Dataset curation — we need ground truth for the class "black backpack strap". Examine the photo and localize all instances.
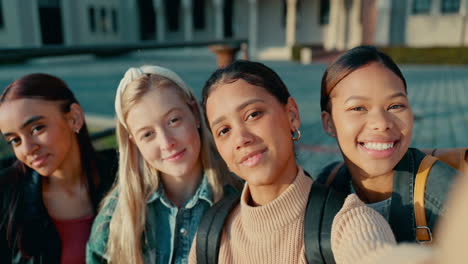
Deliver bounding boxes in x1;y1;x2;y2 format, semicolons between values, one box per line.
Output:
196;192;240;264
304;181;346;264
304;181;329;263
319;186;346;263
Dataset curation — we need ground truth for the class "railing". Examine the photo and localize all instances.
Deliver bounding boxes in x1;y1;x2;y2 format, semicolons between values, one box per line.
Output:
0;39;248;65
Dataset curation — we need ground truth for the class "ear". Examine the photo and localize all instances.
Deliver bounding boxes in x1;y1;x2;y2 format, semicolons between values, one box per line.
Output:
321;110;336;137
286;97;300;131
66;103;84;133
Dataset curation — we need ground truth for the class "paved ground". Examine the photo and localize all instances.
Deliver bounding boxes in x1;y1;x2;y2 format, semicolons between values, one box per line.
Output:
1;48;467;175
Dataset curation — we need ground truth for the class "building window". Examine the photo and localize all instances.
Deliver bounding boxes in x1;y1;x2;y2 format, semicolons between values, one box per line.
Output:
88;7;96;33
111;8;118;33
193;0;205;30
412;0;432;14
319;0;330;25
165;0;180;32
441;0;460;13
100;8;108;33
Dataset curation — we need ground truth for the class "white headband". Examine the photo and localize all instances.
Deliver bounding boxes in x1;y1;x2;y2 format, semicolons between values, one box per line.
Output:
114;65;192;130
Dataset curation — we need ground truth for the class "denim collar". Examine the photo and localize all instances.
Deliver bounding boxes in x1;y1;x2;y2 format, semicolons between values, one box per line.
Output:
147;172;213;208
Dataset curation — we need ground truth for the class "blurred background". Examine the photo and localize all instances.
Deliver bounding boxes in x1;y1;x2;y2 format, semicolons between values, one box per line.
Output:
0;0;467;174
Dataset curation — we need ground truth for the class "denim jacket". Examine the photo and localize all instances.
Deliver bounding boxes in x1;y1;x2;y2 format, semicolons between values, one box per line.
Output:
86;174;213;264
317;147;458;242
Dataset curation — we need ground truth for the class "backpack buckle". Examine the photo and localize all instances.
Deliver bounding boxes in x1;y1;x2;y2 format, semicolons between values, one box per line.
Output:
416;226;433;244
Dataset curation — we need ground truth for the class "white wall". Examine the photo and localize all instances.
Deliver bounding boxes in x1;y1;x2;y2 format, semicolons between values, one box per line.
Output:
0;0;41;47
258;0;285;48
296;0;323;44
406;14;467;46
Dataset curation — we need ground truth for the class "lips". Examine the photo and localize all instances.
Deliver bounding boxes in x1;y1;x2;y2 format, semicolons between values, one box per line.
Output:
358;140;399;159
239;148;267;167
30;154;49;167
163;149;186;162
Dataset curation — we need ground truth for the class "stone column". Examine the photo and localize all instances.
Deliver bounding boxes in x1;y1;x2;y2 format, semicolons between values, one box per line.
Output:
285;0;297;48
461;0;468;45
154;0;166;42
248;0;258;57
213;0;224;39
182;0;194;41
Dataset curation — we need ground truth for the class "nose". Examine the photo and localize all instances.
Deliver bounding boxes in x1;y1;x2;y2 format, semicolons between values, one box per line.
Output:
369;110;393;131
21;138;40;156
235;126;254;150
159;129;176;151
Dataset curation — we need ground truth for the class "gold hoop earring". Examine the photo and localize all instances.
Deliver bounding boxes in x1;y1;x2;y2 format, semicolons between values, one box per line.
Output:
292;129;301;141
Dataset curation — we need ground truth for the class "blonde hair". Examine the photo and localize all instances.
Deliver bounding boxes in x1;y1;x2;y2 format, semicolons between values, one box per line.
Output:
104;65;236;264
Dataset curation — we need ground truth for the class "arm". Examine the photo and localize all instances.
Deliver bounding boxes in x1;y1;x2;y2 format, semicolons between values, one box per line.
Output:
331;194;396;264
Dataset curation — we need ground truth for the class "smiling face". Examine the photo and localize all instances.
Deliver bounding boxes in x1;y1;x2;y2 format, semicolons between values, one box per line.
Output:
126;87;202;181
205;78;300;187
322;62;414;178
0;98;79;176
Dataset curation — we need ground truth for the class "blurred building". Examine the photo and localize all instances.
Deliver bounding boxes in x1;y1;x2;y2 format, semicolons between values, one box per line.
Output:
0;0;466;59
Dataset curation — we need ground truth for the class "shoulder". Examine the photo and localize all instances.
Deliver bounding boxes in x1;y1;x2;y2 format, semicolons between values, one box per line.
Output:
88;191;119;256
411;148;458;210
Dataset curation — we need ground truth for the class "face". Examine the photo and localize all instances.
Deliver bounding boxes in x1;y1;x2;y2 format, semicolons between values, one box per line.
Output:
322;62;413;178
0;98;79;176
206;79;300;187
126;87;202;181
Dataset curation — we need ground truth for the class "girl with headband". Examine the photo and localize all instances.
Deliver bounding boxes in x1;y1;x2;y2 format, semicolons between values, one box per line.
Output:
86;65;240;264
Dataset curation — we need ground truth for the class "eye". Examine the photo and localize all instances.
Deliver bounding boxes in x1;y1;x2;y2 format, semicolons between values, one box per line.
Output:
246;110;263;120
388;104;405;111
140;131;155;141
350;106;366;111
217;127;230;137
31;125;45;135
168;116;181;125
7;137;21;147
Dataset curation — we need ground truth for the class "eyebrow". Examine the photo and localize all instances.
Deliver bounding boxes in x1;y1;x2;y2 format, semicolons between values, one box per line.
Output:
344;92;407;104
210;98;265;128
3;115;45;138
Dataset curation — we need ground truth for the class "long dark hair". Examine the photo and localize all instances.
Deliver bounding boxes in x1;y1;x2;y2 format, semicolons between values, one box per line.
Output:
320;45;407;112
0;73;99;257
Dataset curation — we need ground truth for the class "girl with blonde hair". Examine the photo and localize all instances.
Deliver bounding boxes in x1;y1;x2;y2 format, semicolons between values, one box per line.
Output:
86;65;239;264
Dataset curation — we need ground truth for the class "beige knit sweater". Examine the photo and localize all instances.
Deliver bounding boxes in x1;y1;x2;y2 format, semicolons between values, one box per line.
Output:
189;167;395;264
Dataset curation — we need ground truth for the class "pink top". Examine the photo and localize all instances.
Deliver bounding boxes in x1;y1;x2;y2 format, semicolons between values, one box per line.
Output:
51;214;94;264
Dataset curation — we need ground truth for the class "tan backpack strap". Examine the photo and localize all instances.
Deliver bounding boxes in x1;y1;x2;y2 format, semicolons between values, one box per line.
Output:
326;162;344;186
415;155;438;244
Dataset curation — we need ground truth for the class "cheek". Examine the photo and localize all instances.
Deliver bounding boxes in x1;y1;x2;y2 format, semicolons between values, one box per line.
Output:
214;140;233;166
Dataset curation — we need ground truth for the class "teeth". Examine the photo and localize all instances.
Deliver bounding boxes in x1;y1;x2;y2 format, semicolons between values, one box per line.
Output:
363;142;394;151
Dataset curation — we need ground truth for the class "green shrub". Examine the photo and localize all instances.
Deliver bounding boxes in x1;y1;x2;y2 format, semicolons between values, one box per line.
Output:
379;46;468;65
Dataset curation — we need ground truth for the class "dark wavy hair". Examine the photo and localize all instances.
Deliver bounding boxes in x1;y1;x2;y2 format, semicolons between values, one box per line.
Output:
0;73;99;258
320;45;407;112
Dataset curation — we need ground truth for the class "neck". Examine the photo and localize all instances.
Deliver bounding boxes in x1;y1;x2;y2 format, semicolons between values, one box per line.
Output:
248;162;298;206
44;140;85;191
160;160;203;208
348;166;393;204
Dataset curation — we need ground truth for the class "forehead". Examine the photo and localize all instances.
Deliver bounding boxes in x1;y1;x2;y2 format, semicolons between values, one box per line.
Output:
126;88;190;125
331;62;406;99
0;98;62;131
206;79;276;119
